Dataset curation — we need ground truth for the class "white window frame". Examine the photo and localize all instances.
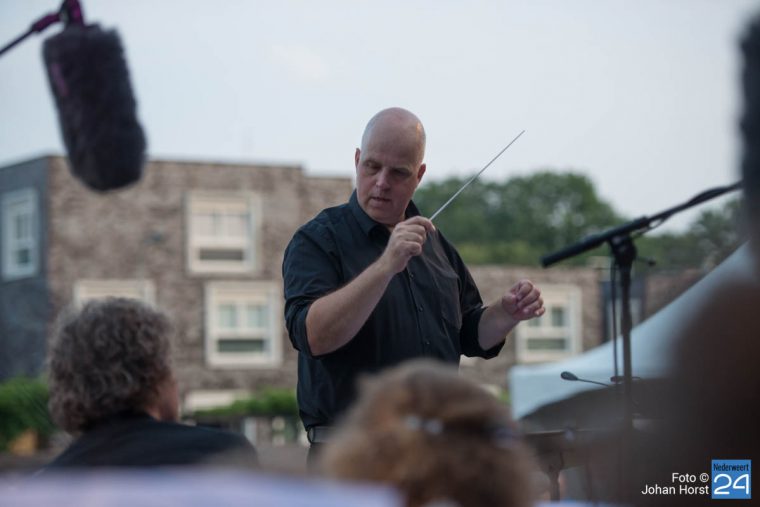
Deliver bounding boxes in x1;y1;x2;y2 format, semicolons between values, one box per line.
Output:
186;192;261;275
74;279;156;306
515;284;582;363
2;188;39;280
204;281;282;368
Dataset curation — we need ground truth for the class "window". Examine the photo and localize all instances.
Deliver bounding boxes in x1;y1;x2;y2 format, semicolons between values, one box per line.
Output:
205;281;282;367
186;193;259;274
2;189;38;280
515;285;582;363
74;279;156;306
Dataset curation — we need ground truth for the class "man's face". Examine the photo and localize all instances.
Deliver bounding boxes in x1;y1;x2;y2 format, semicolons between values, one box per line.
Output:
355;126;426;227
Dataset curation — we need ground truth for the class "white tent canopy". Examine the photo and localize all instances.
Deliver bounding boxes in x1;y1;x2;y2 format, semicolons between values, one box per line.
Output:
509;245;757;420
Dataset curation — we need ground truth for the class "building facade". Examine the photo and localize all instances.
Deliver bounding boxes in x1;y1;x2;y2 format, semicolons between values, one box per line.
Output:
0;155;352;411
0;155;700;413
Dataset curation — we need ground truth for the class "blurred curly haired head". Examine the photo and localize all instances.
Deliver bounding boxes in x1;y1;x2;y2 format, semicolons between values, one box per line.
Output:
321;359;538;507
48;297;174;433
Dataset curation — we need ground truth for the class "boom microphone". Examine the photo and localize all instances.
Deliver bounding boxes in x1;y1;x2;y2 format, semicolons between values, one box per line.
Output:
42;1;146;191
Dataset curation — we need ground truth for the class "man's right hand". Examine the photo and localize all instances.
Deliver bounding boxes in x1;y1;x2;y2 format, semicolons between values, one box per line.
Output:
305;215;434;355
378;216;436;274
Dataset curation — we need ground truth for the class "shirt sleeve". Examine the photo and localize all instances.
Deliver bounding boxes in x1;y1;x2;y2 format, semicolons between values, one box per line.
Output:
439;233;504;359
282;219;341;359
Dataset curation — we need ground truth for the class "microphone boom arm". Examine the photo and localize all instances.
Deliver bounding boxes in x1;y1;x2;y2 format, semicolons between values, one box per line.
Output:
540;181;742;267
0;0;84;58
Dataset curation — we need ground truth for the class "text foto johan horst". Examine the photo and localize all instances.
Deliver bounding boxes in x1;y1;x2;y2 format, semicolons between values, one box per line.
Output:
641;483;709;495
641;473;711;496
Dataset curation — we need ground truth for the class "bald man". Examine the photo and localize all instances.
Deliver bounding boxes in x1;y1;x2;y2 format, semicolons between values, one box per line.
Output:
283;108;544;451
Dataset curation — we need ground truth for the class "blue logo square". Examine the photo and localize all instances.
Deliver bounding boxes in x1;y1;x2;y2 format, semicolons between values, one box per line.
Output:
712;460;751;500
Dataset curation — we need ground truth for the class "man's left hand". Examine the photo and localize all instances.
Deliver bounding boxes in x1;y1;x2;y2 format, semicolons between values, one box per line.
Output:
500;279;545;322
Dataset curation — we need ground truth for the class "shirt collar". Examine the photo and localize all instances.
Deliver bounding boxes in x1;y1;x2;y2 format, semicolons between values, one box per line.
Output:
83;410;154;431
348;190;422;237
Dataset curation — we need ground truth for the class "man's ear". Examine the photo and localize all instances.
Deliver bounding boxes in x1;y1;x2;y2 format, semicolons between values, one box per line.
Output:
355;148;361;169
417;163;426;183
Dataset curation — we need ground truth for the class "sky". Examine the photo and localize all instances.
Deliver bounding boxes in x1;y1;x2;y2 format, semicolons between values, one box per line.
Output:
1;0;758;232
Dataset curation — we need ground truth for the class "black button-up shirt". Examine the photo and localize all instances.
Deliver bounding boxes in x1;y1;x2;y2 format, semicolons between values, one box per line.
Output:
283;191;503;429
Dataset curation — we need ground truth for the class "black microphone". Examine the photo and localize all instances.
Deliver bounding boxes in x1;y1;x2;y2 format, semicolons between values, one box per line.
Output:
42;0;146;191
560;371;610;388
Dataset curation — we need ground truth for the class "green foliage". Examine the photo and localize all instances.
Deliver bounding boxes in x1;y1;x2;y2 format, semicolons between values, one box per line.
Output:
456;240;540;266
415;171;623;266
637;198;745;270
192;388;298;418
688;198;745;268
0;377;55;451
414;171;744;270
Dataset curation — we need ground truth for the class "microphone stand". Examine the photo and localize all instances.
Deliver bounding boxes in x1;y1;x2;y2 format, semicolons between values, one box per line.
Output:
540;181;742;500
0;0;84;58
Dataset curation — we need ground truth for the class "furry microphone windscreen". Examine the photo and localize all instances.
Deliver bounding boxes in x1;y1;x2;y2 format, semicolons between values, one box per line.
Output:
742;15;760;219
43;25;146;192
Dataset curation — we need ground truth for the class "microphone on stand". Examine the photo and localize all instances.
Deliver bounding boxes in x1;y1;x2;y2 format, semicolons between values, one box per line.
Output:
562;371;646;419
560;371;611;388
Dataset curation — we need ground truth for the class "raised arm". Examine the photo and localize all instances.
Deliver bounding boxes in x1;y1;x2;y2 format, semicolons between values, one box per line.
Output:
304;216;435;356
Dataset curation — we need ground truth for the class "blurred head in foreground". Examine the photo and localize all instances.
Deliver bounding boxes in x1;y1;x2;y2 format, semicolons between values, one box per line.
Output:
321;359;538;507
742;12;760;266
629;16;760;501
46;297;257;469
49;297;177;433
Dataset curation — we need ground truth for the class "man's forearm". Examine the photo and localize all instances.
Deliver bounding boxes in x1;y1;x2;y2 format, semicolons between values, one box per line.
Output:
477;303;519;350
305;259;395;356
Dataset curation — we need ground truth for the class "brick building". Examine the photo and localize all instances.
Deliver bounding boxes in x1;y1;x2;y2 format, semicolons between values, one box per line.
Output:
462;265;603;387
0;155;701;412
0;155;351;411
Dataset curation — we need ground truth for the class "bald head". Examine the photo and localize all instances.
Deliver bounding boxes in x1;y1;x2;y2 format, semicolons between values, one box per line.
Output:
354;108;428;225
361;108;426;166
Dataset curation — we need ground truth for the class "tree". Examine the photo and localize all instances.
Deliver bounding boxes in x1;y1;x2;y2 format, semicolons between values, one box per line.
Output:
414;171;623;265
414;171;745;269
636;198;745;270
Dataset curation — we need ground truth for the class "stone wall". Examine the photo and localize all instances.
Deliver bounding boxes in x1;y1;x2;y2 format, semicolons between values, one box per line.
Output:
41;154;703;407
462;265;603;389
46;156;353;400
644;269;703;319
